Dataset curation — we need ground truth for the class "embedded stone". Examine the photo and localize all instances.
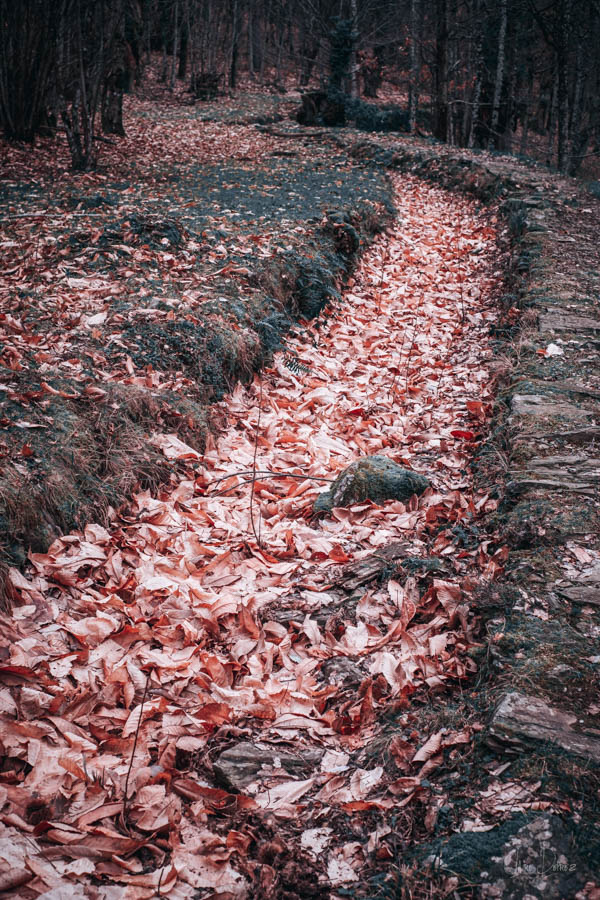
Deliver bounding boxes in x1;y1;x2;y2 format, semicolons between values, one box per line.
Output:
556;561;600;606
213;742;321;792
314;455;429;514
539;311;600;333
488;691;600;763
510;394;591;423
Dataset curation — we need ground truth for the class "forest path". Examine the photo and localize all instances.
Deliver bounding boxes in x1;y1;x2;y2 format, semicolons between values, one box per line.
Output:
3;175;504;897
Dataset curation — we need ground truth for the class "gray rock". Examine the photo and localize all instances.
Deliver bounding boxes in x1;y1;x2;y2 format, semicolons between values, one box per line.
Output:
314;455;429;514
213;742;322;792
336;540;409;591
522;452;600;481
260;590;355;628
488;691;600;763
556;561;600;606
510;394;591;423
539;310;600;333
320;656;364;686
547;425;600;445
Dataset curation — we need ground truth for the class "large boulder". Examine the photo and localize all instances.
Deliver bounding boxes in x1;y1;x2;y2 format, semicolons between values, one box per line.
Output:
314;455;429;514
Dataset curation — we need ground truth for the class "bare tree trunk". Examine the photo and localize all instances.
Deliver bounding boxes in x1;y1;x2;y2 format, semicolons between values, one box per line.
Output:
546;71;558;162
59;0;124;170
252;3;265;78
408;0;420;133
248;4;255;77
62;1;97;170
468;0;484;148
187;0;197;86
500;42;518;152
445;0;455;144
488;0;507;149
229;0;239;89
349;0;359;98
460;0;474;144
468;79;482;147
567;34;586;173
570;38;583;135
556;0;571;173
160;39;168;82
101;73;124;135
519;64;534;156
178;3;189;80
433;0;448;140
170;0;178;89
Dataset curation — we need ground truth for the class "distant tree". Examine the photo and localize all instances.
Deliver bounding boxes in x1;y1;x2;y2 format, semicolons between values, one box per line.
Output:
56;0;134;170
0;0;140;168
407;0;421;132
488;0;508;149
102;2;143;136
432;0;448;140
0;0;60;141
2;0;600;173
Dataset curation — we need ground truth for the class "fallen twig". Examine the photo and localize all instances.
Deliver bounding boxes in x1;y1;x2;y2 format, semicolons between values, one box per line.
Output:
206;468;334;492
122;671;150;820
249;377;263;547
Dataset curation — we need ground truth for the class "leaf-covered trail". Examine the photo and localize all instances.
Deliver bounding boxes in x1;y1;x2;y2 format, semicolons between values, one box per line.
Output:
2;175;505;897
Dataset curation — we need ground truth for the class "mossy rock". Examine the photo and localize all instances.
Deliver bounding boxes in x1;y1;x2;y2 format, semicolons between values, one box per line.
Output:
314;455;429;513
423;813;598;897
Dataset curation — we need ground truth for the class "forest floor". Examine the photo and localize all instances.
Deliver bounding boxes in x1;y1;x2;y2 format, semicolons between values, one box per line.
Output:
0;91;392;579
1;83;600;899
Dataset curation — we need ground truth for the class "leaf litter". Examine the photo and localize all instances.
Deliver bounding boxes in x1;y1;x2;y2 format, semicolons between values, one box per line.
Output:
0;92;391;579
1;173;507;897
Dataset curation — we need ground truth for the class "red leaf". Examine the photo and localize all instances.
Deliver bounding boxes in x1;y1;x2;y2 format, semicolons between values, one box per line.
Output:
329;544;351;563
450;429;475;441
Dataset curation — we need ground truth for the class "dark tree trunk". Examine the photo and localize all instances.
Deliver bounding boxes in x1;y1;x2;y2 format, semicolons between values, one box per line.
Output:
556;0;571;173
248;3;261;76
62;2;97;171
349;0;358;98
58;0;125;170
488;0;507;149
467;0;484;147
519;63;534;156
178;23;188;79
0;0;60;141
61;97;97;171
546;72;558;162
101;75;124;136
170;0;179;89
160;38;168;82
433;0;448;140
361;55;382;98
300;38;320;87
229;0;240;89
408;0;420;132
498;35;517;152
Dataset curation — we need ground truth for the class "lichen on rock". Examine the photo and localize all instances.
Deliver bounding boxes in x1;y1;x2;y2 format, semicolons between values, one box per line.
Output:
314;454;429;514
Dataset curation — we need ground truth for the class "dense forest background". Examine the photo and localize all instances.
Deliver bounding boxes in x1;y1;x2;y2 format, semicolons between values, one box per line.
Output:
1;0;599;176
